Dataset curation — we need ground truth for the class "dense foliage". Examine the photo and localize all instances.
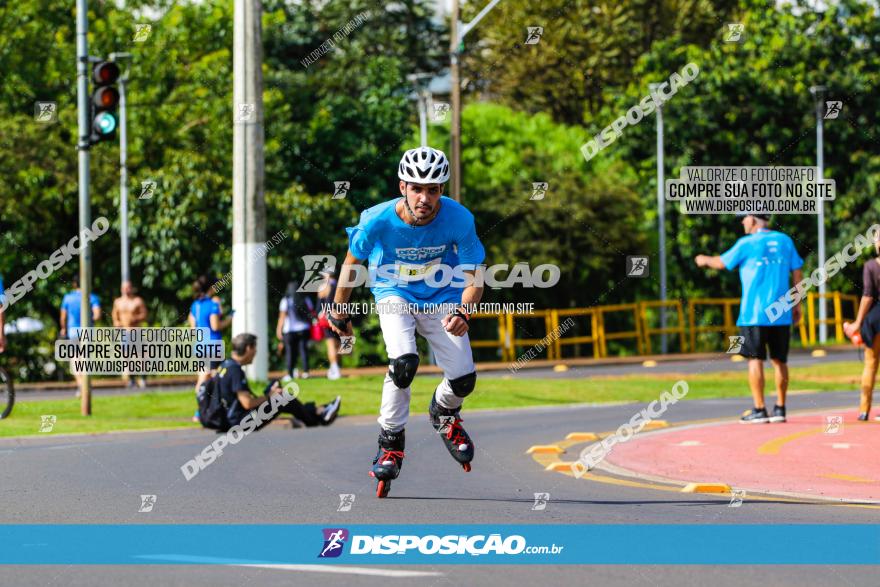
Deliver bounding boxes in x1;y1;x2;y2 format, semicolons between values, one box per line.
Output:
1;0;876;377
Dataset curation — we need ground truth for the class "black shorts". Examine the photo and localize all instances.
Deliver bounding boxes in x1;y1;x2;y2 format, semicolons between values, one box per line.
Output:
738;325;790;362
859;303;880;347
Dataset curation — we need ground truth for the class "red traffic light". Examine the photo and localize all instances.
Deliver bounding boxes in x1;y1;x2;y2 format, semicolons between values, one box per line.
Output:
93;87;119;109
92;62;120;85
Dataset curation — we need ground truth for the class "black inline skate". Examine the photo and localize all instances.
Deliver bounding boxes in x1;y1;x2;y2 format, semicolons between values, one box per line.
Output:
369;428;405;498
428;394;474;472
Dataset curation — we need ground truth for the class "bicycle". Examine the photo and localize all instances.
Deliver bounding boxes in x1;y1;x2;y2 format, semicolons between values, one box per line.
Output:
0;365;13;419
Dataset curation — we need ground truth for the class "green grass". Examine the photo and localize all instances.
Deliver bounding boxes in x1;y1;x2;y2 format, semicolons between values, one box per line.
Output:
0;362;864;438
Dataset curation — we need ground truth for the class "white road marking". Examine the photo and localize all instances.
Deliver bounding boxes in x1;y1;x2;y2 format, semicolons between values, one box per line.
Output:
136;555;442;577
674;440;702;447
238;564;443;577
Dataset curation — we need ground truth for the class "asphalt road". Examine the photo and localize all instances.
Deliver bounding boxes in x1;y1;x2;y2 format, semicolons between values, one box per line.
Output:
1;388;877;586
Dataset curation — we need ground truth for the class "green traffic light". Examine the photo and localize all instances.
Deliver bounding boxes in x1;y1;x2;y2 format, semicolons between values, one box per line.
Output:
94;111;117;135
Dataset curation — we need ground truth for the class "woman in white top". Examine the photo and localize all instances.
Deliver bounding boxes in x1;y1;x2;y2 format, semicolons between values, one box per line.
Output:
276;280;314;378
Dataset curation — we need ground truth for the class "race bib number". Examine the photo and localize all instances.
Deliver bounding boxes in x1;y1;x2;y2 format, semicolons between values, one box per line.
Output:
396;257;441;282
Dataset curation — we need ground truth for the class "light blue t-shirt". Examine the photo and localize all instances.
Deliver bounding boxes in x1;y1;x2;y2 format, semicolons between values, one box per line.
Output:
346;196;486;307
0;276;5;307
190;296;222;340
61;290;101;337
720;229;804;326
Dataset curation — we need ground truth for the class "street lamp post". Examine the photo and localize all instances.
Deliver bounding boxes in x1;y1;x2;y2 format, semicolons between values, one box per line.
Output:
810;85;827;344
109;52;132;284
649;83;668;353
407;73;434;147
449;0;504;202
417;90;428;146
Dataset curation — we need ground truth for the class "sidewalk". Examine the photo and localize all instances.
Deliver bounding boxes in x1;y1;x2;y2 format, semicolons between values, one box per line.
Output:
14;345;856;393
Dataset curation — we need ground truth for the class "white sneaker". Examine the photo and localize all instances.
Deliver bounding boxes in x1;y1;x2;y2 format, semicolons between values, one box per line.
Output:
322;396;342;424
301;372;310;380
327;363;341;380
292;368;300;379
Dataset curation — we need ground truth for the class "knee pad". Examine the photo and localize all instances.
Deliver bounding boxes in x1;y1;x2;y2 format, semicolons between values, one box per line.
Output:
389;353;419;388
449;371;476;398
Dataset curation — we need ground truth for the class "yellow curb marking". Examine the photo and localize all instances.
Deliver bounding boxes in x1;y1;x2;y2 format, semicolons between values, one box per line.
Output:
565;432;599;441
643;420;668;430
682;482;732;494
545;461;578;472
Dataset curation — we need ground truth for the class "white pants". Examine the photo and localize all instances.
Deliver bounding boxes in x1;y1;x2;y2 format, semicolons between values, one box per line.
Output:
377;296;476;432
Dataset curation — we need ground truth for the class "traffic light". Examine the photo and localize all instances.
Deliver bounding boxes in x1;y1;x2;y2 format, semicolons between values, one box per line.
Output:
90;61;120;144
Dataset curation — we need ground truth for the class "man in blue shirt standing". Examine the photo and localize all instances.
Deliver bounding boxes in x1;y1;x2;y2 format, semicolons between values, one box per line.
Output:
695;213;804;423
60;276;102;392
328;146;485;497
189;276;233;420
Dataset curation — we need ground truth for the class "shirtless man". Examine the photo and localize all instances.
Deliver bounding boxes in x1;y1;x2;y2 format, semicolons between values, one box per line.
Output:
112;281;148;388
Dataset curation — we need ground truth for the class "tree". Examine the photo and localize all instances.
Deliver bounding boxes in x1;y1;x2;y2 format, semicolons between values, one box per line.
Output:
605;0;880;305
460;0;737;125
426;102;647;310
0;0;444;378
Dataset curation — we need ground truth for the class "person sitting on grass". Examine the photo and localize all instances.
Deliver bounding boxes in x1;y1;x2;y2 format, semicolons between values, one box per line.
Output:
218;332;341;430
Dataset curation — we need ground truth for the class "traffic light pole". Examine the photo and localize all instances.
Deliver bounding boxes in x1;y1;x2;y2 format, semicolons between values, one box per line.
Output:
75;0;92;415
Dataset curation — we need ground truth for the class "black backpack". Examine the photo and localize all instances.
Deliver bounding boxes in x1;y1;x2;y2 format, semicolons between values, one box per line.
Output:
286;294;311;323
197;373;230;431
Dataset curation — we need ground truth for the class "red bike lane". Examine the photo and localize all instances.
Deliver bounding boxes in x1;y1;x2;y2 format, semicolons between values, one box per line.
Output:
604;412;879;503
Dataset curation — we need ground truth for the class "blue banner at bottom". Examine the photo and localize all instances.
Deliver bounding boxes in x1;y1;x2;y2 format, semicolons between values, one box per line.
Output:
2;525;878;565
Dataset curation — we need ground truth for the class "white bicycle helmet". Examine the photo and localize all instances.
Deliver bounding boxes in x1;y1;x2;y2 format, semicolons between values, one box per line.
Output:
398;147;450;184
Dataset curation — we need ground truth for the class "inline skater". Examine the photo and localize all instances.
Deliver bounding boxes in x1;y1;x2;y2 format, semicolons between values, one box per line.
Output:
327;146;486;497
